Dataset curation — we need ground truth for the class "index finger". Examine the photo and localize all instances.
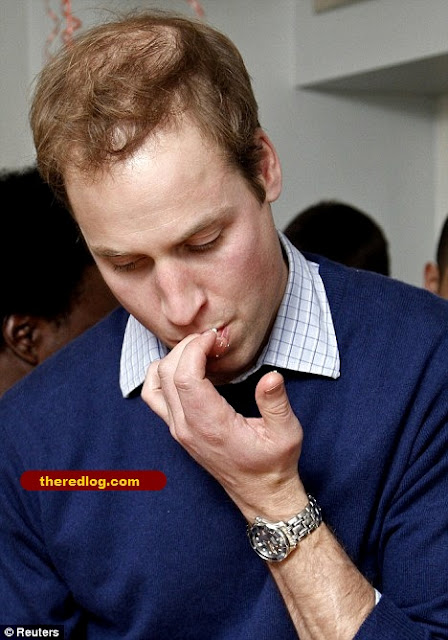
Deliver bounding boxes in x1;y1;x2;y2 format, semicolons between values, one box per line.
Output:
142;332;201;422
172;329;225;422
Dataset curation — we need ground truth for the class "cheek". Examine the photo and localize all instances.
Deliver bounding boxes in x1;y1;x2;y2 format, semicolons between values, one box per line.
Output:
108;280;156;316
98;270;141;308
101;274;165;333
208;251;255;306
225;239;270;296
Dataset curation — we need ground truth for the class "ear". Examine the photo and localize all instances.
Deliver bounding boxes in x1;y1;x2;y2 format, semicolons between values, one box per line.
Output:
424;262;440;294
255;129;282;204
2;315;44;366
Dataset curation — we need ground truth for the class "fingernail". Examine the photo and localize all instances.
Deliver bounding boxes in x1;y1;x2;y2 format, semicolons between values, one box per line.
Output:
265;371;283;395
265;381;283;395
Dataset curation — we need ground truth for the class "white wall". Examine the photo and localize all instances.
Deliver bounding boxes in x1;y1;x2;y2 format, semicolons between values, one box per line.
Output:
295;0;448;88
293;0;443;286
0;0;443;286
0;1;35;168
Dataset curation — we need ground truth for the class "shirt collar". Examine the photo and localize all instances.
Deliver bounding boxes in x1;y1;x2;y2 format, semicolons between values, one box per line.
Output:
119;233;340;397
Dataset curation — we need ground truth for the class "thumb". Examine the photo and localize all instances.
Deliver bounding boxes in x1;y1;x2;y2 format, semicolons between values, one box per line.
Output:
255;371;298;430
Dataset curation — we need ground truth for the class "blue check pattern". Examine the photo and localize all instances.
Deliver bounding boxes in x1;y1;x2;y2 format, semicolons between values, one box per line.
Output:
119;233;340;397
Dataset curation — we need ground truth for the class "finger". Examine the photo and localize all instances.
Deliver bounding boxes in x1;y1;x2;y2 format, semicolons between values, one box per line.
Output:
254;371;300;433
142;332;207;426
172;330;228;424
141;359;168;421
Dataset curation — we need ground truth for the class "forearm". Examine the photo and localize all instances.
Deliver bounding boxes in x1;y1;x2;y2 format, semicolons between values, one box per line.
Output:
268;523;375;640
234;479;375;639
143;355;375;637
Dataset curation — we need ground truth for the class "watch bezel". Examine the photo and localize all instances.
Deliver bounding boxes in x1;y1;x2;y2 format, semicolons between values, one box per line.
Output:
248;495;322;563
248;517;292;563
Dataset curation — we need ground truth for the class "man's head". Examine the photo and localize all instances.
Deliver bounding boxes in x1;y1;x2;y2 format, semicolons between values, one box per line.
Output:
424;216;448;299
0;166;117;395
30;10;287;385
283;200;390;276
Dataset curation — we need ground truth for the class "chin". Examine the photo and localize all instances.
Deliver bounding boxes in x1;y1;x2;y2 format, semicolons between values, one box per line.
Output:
205;366;230;386
206;354;249;386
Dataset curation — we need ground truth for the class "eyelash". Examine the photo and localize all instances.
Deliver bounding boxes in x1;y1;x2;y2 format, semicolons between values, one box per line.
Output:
187;236;220;252
113;262;137;273
111;235;221;272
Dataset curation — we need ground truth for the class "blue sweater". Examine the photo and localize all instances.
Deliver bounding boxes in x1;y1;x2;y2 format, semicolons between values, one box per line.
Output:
1;257;448;639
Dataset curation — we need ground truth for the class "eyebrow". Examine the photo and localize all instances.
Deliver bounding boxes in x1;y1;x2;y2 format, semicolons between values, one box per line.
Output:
91;209;230;258
92;248;131;258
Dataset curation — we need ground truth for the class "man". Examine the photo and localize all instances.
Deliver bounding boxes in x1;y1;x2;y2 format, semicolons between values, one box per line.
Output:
424;215;448;298
284;200;390;276
0;166;117;395
1;10;447;639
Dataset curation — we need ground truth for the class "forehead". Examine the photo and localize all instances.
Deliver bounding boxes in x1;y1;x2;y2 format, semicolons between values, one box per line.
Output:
65;121;243;249
67;119;221;194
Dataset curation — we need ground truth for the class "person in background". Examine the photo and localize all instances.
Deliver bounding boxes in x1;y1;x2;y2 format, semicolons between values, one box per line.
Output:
424;215;448;298
283;199;390;276
1;11;448;639
0;166;117;395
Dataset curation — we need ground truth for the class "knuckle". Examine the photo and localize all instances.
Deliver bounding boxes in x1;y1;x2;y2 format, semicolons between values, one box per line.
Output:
269;396;292;417
141;385;150;402
157;359;171;382
173;370;193;392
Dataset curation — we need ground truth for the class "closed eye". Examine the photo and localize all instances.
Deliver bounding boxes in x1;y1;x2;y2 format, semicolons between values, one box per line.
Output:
111;256;149;272
113;261;137;272
186;234;221;253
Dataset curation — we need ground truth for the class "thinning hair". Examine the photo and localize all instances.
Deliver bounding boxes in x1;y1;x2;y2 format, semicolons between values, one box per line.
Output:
30;10;265;207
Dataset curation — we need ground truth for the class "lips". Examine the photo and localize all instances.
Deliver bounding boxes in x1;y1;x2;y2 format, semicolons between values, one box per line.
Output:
208;325;230;359
165;325;230;358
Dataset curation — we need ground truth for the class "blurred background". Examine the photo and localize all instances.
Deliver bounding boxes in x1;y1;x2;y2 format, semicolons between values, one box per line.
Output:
2;0;448;287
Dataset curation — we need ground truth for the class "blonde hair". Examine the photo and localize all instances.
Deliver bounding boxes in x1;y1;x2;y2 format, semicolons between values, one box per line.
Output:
30;10;266;206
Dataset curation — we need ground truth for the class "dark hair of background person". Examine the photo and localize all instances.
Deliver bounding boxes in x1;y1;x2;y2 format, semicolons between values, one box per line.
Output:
423;215;448;299
283;200;390;276
0;166;117;394
435;216;448;274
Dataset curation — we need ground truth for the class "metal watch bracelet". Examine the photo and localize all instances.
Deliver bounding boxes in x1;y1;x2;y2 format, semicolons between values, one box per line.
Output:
287;494;322;543
248;494;322;562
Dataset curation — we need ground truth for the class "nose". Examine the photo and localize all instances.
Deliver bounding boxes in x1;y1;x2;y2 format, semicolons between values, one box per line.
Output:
155;259;206;327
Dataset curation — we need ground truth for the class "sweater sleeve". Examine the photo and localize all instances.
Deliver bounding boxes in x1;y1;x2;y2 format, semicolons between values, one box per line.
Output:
0;419;82;633
355;596;431;639
354;375;448;639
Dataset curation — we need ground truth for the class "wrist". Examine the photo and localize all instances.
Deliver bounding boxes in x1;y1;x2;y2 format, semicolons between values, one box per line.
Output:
236;477;308;523
247;494;323;563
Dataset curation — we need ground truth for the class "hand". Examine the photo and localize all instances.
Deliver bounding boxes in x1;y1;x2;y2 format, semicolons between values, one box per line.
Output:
142;330;307;519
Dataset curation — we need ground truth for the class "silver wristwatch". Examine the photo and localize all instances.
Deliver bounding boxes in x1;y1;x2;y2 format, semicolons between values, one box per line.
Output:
248;494;322;563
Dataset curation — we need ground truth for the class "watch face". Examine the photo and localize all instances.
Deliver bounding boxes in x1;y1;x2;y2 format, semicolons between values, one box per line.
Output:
249;521;290;562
